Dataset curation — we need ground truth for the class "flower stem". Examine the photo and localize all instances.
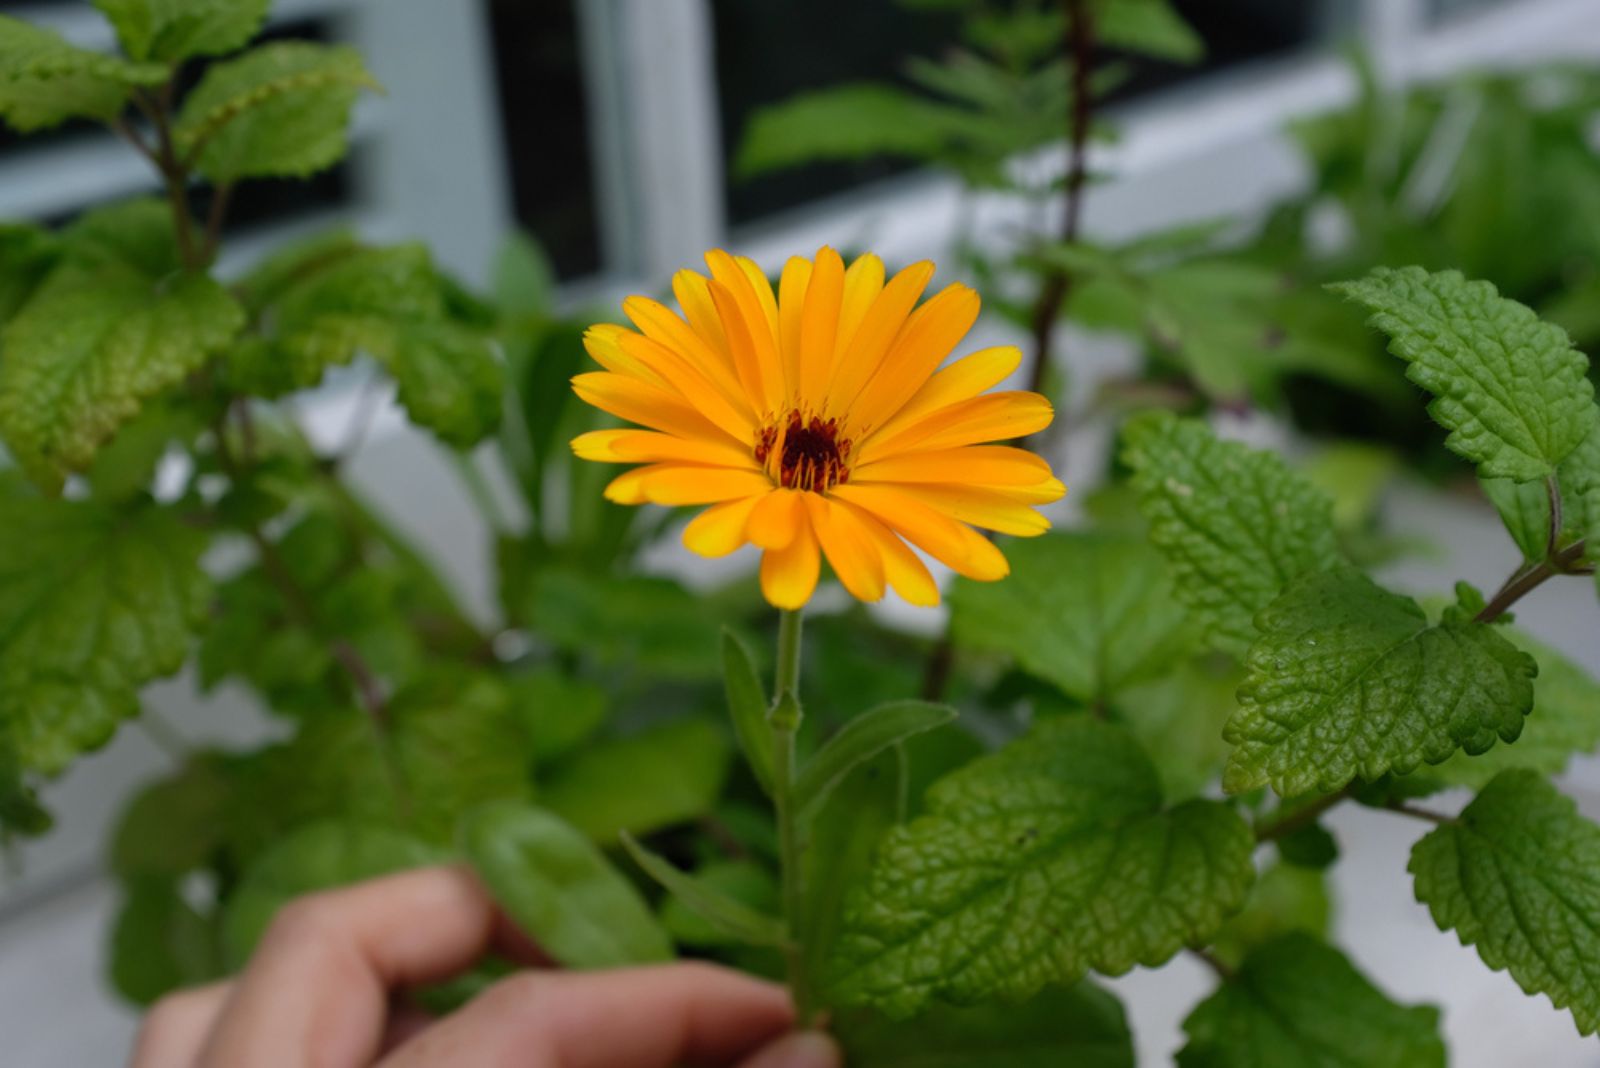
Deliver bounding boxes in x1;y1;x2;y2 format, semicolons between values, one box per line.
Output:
769;608;812;1023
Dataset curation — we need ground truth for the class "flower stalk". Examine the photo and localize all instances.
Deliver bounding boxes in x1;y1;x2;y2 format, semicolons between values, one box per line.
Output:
768;608;813;1023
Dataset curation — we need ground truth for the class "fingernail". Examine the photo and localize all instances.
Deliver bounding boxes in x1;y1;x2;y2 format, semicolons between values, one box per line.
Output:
753;1031;841;1068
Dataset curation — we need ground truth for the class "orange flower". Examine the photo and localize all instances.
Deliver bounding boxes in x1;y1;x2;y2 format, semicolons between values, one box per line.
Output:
570;248;1064;609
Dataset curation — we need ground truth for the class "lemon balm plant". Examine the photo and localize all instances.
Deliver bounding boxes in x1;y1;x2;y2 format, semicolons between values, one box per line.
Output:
4;2;1600;1066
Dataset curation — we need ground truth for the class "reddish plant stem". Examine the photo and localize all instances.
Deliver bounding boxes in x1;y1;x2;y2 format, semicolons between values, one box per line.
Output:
1475;539;1588;624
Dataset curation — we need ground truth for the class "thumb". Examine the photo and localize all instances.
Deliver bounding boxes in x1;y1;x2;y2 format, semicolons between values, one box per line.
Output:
739;1031;842;1068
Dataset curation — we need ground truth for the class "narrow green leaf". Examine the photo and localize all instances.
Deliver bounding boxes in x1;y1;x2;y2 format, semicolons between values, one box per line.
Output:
793;700;956;823
1330;267;1596;481
620;833;787;948
838;981;1135;1068
1226;568;1536;796
175;41;378;181
1122;412;1341;657
1095;0;1204;63
829;720;1255;1017
1411;770;1600;1035
1178;934;1446;1067
734;83;950;178
221;822;444;967
722;629;775;796
0;498;210;773
93;0;270;63
541;719;730;843
659;860;779;948
0;15;166;132
460;801;674;967
949;531;1195;704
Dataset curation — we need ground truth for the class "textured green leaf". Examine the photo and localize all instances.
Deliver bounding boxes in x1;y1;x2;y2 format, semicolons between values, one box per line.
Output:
0;258;242;489
460;801;673;968
0;15;166;131
1226;568;1536;796
230;242;501;446
829;720;1255;1017
723;629;775;796
1122;412;1341;657
111;878;221;1005
621;833;787;947
542;718;730;843
94;0;269;63
838;981;1135;1068
222;821;444;967
1411;770;1600;1035
1429;632;1600;788
175;41;377;181
794;700;955;823
1482;412;1599;562
1330;267;1596;481
1114;658;1241;801
0;498;209;773
1178;934;1445;1067
735;84;950;178
949;531;1194;704
1096;0;1203;63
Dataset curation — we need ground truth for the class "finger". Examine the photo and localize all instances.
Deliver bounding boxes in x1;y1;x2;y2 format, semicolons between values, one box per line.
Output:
128;980;233;1068
738;1032;842;1068
378;962;794;1068
198;866;498;1068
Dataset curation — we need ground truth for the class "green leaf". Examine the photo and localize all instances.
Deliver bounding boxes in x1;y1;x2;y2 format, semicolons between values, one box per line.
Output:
1330;267;1596;481
1410;770;1600;1035
0;736;51;838
1226;568;1536;796
723;629;775;796
838;981;1135;1068
620;833;787;947
175;41;378;181
1481;475;1563;563
1210;863;1331;969
0;498;210;773
658;859;779;948
735;84;950;178
949;531;1194;704
1428;632;1600;788
493;230;557;318
460;801;673;968
829;719;1255;1017
0;256;243;489
1122;412;1341;657
1178;934;1446;1067
222;821;444;967
111;878;221;1005
527;571;724;682
542;718;730;843
1095;0;1204;63
1114;658;1241;801
505;666;608;768
0;224;59;324
0;15;166;132
93;0;269;63
111;757;230;880
793;700;956;823
231;242;501;446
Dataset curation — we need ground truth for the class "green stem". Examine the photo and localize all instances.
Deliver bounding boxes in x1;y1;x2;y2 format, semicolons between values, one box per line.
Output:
769;608;811;1023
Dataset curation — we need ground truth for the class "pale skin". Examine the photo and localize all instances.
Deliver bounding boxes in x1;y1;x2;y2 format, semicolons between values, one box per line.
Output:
129;867;840;1068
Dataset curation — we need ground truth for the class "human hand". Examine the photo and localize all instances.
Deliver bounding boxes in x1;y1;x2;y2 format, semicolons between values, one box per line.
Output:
129;866;840;1068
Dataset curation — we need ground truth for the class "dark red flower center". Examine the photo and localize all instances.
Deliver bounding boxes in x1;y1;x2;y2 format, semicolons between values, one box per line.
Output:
755;411;852;493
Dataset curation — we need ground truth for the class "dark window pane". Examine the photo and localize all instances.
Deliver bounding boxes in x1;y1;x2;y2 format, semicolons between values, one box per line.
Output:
486;0;601;279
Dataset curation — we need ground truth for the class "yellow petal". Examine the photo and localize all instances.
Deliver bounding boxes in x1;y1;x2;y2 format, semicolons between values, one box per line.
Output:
871;345;1022;440
583;324;661;384
799;247;845;406
862;391;1052;461
672;270;729;361
852;283;980;435
707;250;784;413
805;494;886;603
832;496;940;606
572;372;744;447
853;445;1052;486
570;429;755;469
748;487;805;550
837;252;885;355
777;256;812;397
604;464;773;506
889;484;1053;537
614;330;756;441
682;495;762;557
824;260;934;417
622;296;747;410
760;520;821;609
830;483;1009;581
